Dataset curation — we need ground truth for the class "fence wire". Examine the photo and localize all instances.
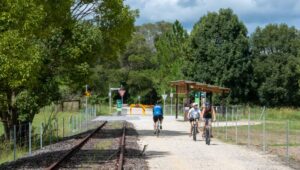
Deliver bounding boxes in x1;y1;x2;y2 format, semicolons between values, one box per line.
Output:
212;106;300;169
0;105;99;164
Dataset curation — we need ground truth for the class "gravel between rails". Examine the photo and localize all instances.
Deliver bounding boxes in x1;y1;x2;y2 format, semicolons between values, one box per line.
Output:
0;121;148;170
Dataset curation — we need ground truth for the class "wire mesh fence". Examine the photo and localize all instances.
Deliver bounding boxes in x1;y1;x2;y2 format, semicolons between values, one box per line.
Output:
213;106;300;169
0;105;99;164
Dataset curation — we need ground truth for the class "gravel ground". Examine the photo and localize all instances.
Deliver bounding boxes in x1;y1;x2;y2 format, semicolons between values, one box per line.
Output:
0;121;147;170
128;115;293;170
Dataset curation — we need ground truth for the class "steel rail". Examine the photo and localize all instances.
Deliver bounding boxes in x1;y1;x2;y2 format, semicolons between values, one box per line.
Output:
45;121;108;170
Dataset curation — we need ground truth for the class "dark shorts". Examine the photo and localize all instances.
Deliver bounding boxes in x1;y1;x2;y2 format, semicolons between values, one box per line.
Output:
189;118;199;122
153;115;163;122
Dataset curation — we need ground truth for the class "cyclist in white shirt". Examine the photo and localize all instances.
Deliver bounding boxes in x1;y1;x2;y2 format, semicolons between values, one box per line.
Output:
187;103;201;137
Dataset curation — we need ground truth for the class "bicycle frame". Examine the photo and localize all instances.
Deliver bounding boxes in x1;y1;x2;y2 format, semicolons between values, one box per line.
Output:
205;119;212;145
156;120;161;137
191;120;198;141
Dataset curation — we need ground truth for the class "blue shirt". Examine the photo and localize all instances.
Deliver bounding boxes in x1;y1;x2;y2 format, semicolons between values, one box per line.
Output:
153;105;163;116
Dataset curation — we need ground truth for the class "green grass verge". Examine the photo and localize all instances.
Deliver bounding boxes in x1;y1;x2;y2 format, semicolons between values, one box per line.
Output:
0;103;112;164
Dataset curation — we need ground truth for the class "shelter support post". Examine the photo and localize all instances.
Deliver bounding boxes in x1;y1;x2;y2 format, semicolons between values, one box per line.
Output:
175;85;178;119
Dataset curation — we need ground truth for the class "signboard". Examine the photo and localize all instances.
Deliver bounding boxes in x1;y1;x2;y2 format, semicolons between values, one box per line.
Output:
118;89;126;97
85;91;91;97
194;92;200;106
117;99;122;111
110;88;120;91
162;94;167;100
170;93;174;98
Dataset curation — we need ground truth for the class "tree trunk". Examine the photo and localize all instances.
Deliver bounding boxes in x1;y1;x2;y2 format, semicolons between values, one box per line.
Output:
3;121;11;140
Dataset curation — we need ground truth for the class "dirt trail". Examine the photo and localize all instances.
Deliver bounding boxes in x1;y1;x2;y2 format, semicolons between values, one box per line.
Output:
128;115;292;170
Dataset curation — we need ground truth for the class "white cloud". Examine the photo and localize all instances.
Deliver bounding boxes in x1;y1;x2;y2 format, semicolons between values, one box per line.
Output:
125;0;300;33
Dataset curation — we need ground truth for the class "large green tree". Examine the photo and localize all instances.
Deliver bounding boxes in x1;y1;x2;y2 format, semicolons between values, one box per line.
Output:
0;0;136;139
190;8;251;104
251;24;300;106
153;20;189;94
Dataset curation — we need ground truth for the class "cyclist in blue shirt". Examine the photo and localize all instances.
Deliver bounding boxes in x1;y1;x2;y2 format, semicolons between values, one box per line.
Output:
153;101;164;133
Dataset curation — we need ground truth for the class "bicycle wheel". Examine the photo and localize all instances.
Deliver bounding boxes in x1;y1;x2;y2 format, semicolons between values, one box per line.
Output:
193;124;197;141
156;122;160;137
205;126;210;145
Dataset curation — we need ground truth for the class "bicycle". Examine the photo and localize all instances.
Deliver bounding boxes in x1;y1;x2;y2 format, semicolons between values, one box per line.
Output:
155;120;161;137
191;119;198;141
204;119;212;145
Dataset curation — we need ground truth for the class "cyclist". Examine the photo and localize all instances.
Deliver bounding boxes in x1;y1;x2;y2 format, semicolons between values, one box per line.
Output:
187;103;201;137
153;101;163;134
201;102;216;137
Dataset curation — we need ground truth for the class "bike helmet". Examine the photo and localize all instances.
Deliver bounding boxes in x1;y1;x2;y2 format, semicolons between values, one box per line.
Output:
205;102;211;108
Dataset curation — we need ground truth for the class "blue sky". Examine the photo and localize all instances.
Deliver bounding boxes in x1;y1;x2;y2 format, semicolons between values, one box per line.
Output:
124;0;300;34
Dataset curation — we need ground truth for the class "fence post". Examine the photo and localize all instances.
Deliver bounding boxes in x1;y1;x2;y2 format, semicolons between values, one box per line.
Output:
40;124;43;149
13;125;16;161
216;120;219;138
72;116;75;133
286;120;290;165
79;115;82;131
225;107;228;141
235;108;238;144
50;123;52;148
62;118;65;138
262;107;266;153
75;116;77;132
231;106;233;121
29;122;32;155
56;119;58;142
18;124;22;146
248;107;250;147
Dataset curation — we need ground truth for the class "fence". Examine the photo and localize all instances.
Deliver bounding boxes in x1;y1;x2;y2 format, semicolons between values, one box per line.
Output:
163;104;185;116
0;105;99;164
212;106;300;169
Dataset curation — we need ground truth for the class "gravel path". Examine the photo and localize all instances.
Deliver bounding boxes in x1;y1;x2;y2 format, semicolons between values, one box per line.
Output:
128;115;292;170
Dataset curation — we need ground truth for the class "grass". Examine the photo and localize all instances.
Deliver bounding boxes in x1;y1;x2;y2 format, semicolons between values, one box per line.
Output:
213;110;300;168
0;103;112;164
95;140;112;150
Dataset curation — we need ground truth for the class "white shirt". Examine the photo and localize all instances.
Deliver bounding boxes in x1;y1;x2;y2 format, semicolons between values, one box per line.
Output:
188;108;201;119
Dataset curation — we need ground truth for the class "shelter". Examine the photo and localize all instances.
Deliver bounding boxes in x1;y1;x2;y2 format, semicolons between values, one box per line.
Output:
170;80;230;120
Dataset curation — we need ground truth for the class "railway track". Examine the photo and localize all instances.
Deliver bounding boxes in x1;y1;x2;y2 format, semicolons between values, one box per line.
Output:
116;122;127;170
45;121;108;170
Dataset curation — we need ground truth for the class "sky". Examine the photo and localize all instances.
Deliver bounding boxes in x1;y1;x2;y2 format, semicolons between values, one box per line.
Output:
124;0;300;34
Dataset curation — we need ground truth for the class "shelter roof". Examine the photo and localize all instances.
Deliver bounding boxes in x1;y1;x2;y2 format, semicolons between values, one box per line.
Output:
170;80;230;94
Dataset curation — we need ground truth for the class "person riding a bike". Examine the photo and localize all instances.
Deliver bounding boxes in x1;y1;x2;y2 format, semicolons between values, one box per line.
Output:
201;102;216;137
153;101;163;134
187;103;201;137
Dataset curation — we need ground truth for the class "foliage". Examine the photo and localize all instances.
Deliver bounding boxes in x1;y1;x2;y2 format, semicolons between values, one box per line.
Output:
153;20;189;94
251;24;300;106
189;8;252;104
0;0;137;139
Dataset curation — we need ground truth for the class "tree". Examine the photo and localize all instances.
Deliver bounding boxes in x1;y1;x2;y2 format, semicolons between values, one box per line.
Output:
135;21;173;50
251;24;300;106
153;20;189;94
190;8;251;104
0;0;136;140
119;33;157;103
